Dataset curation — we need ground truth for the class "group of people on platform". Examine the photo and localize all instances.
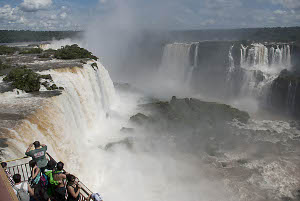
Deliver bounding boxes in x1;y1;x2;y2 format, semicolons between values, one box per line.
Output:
1;141;103;201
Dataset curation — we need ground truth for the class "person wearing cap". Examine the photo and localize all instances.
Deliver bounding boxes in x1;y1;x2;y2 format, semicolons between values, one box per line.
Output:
25;141;48;172
87;193;103;201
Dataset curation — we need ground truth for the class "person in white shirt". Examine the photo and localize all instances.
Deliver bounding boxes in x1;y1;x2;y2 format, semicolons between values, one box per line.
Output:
12;174;34;201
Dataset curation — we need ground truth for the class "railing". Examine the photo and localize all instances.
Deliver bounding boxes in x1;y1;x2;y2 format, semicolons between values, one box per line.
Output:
3;153;93;200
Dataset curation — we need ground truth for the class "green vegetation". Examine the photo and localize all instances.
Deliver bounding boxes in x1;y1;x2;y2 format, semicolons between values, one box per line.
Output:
19;48;43;54
0;30;81;43
0;45;19;55
3;67;41;92
170;27;300;42
54;44;98;60
0;60;12;71
3;67;62;92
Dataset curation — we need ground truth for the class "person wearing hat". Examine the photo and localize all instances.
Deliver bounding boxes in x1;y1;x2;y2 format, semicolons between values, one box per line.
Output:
25;141;48;172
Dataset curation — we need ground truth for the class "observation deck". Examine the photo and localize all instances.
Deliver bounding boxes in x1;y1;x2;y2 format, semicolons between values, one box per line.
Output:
1;153;93;201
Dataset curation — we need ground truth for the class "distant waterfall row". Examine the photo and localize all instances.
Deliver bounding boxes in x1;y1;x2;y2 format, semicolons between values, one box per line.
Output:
227;43;292;99
159;42;294;101
240;43;291;69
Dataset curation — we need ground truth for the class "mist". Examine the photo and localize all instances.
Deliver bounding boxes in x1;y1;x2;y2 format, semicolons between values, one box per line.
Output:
50;1;300;201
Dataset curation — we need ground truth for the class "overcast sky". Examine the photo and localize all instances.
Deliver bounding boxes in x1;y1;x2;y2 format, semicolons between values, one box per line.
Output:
0;0;300;30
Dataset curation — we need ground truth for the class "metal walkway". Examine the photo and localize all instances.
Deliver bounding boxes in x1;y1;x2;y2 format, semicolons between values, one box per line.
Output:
4;153;93;200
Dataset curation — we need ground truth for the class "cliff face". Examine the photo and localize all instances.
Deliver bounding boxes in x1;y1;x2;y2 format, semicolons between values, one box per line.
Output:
269;70;300;118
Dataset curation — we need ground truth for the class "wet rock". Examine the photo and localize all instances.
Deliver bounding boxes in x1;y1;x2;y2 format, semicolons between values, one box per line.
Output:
253;70;265;84
142;97;250;124
281;197;293;201
130;113;152;125
270;70;300;118
91;62;98;70
104;137;133;151
120;127;135;133
237;159;248;165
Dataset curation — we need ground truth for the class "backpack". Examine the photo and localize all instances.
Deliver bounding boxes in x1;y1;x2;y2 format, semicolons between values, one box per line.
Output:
13;182;30;201
39;173;48;188
34;174;50;201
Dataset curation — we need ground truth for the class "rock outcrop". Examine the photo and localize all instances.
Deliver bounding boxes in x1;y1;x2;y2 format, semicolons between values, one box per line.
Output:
130;96;250;131
269;69;300;118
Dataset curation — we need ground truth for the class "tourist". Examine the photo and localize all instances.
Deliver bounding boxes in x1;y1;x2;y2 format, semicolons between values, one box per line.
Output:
45;159;61;198
87;193;103;201
66;174;81;201
12;173;34;201
29;160;50;201
29;160;41;187
1;161;15;186
25;141;48;172
53;161;67;201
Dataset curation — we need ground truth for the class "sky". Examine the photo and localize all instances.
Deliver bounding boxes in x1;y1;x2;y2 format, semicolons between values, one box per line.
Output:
0;0;300;30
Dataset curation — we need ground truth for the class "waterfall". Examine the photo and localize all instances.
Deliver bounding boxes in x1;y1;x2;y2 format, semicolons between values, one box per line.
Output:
227;45;235;82
2;61;117;175
194;43;199;68
237;43;292;100
241;43;291;70
159;43;192;83
240;45;247;67
158;43;196;95
242;44;269;68
186;43;199;85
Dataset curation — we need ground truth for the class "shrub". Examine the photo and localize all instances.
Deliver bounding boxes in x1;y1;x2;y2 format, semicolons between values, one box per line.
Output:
3;66;40;92
0;60;12;71
0;45;19;55
54;44;98;60
19;48;43;54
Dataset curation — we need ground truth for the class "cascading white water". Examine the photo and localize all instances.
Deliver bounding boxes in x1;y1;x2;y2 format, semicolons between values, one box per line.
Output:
157;42;198;96
2;61;117;173
240;45;247;67
227;45;235;81
159;43;192;84
235;43;292;99
241;43;291;70
186;43;199;85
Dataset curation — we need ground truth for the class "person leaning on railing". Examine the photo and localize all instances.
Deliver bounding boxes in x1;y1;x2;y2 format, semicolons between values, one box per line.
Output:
25;141;48;173
66;174;82;201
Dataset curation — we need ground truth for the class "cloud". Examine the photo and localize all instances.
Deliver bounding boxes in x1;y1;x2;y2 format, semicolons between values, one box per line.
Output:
60;12;67;19
274;9;287;14
270;0;300;10
0;5;23;23
20;0;52;12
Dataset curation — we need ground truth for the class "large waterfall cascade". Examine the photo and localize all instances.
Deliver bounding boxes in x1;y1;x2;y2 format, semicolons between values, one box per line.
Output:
1;60;117;176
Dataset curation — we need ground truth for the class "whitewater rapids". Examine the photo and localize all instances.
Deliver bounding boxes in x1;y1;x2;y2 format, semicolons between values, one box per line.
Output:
1;54;300;201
